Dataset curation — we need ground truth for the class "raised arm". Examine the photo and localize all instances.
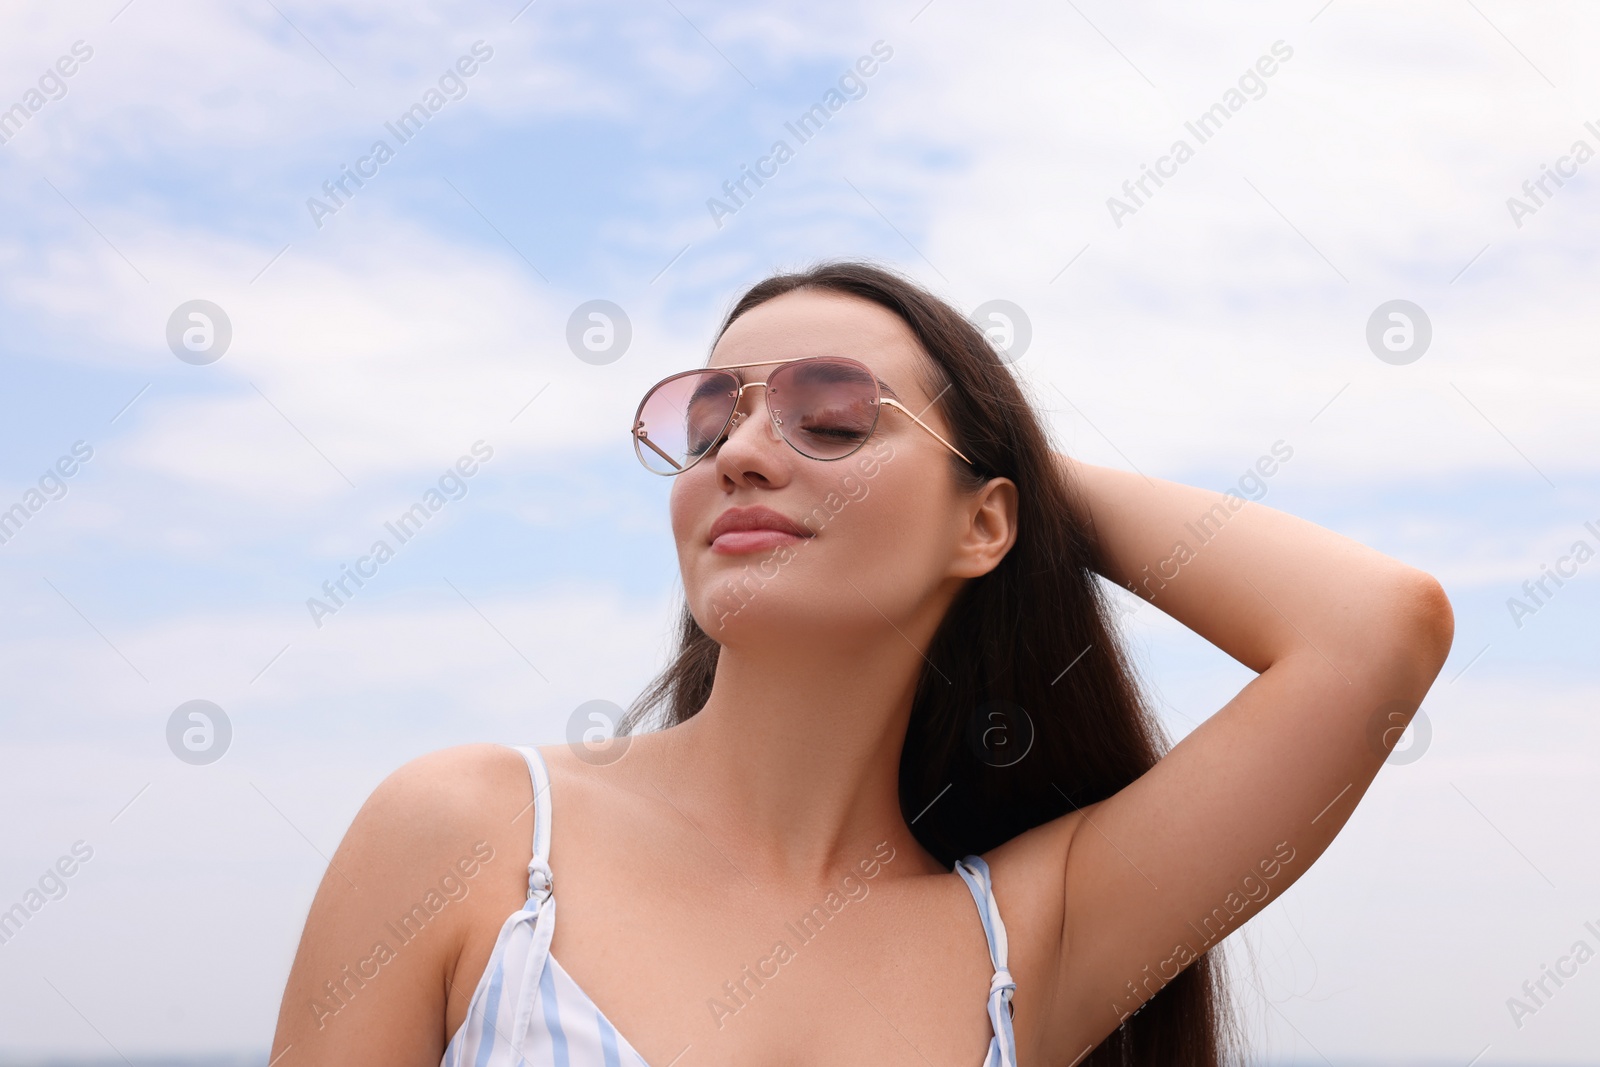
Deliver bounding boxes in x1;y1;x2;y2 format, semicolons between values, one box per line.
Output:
1043;454;1453;1047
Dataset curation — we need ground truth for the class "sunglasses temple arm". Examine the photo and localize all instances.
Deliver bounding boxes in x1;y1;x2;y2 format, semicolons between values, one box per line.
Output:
634;426;684;471
881;399;974;466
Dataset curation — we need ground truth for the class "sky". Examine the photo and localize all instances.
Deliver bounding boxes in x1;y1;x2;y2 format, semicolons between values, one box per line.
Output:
0;0;1597;1062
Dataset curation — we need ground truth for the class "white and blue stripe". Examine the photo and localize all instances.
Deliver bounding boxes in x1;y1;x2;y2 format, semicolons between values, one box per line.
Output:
954;855;1019;1067
441;744;1018;1067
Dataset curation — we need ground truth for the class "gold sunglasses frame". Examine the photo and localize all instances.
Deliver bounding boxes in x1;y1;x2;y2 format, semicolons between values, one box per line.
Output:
631;356;973;475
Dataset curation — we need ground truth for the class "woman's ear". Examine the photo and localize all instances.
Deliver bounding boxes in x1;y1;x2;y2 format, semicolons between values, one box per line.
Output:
950;477;1018;578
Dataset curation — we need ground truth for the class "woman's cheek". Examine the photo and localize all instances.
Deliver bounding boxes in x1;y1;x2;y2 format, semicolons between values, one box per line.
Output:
868;474;956;575
668;476;706;545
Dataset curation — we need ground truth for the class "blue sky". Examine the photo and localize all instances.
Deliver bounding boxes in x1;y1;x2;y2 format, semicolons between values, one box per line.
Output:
1;0;1597;1061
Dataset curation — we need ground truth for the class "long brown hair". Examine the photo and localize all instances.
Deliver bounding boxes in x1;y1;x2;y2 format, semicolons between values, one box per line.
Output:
620;260;1241;1065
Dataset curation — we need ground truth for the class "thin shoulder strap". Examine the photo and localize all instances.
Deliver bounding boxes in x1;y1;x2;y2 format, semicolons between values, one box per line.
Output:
954;855;1018;1065
503;744;560;1053
512;744;554;903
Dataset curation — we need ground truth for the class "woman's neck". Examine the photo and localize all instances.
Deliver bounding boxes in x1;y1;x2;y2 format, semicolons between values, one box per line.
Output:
645;632;945;885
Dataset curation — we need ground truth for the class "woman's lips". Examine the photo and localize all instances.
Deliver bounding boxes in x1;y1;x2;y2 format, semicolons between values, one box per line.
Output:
710;529;807;554
707;505;813;554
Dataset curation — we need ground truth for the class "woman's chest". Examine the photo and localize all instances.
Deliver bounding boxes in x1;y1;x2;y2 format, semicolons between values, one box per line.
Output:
448;806;1018;1066
547;859;997;1067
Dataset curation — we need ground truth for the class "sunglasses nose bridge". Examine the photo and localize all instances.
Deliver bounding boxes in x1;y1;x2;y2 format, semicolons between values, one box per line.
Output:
725;380;781;440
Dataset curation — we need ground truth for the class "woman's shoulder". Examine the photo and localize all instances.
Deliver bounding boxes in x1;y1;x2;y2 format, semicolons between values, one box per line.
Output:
356;742;536;848
270;743;538;1056
328;743;540;904
374;741;531;797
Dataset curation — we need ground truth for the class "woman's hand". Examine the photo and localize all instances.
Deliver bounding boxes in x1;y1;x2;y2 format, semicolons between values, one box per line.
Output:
1053;451;1451;672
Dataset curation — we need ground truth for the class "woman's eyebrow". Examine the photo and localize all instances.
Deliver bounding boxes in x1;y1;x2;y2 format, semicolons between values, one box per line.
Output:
709;359;904;399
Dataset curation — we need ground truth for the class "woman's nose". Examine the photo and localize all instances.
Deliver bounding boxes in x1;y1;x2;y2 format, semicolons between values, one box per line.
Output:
724;385;779;444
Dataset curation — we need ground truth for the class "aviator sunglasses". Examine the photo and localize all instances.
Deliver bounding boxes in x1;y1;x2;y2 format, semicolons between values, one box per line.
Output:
631;356;973;476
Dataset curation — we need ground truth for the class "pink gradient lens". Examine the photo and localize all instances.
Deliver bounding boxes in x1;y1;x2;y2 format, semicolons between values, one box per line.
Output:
632;358;881;474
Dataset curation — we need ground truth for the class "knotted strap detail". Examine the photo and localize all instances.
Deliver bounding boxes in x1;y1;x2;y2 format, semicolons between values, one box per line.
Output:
508;744;559;1050
955;856;1019;1066
516;744;555;906
527;859;553;903
984;964;1017;1059
990;965;1016;1010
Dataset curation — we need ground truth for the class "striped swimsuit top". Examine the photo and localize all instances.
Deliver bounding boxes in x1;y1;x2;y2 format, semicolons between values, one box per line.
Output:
441;744;1020;1067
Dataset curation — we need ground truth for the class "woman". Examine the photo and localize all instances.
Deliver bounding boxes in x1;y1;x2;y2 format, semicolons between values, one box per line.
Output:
271;261;1453;1066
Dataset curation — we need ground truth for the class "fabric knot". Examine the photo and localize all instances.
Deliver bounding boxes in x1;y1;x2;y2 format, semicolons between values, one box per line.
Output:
991;967;1015;1019
527;861;553;901
991;966;1015;997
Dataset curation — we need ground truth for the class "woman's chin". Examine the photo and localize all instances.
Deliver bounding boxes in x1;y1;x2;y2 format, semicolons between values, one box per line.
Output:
691;595;899;653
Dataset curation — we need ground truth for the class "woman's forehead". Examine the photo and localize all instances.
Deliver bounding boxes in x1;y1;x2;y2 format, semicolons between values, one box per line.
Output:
709;291;926;387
